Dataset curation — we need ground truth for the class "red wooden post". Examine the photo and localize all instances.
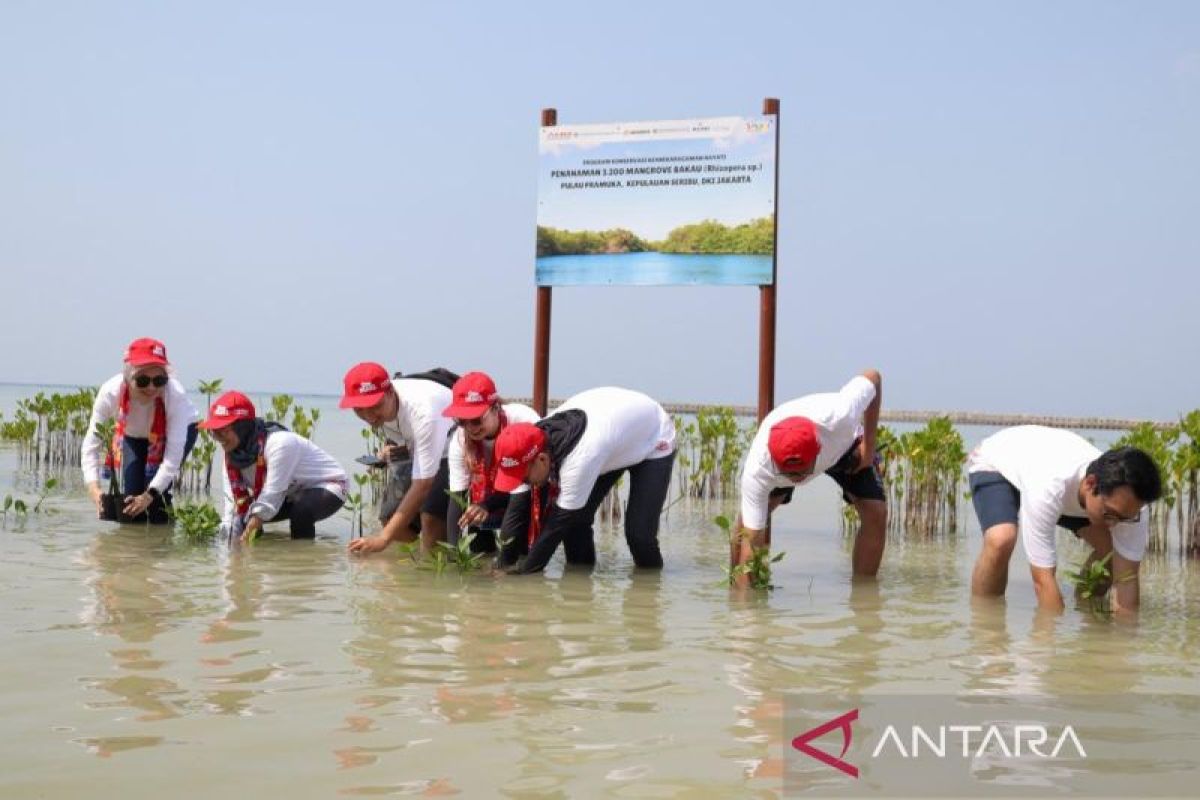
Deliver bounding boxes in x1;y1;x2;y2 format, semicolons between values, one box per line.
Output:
760;98;780;544
758;97;780;424
533;107;557;416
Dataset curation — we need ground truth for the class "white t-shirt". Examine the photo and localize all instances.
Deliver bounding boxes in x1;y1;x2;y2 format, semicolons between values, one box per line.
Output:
739;376;877;530
378;379;454;480
967;425;1148;568
80;373;200;494
221;431;347;527
553;387;676;511
447;402;540;496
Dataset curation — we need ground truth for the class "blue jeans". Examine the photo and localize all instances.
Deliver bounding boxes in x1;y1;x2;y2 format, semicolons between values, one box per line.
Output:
122;422;199;499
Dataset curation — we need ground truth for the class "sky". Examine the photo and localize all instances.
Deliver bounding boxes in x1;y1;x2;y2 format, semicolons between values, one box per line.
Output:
1;1;1198;420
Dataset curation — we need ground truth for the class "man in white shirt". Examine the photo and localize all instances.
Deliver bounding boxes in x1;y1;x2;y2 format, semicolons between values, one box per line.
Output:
735;370;886;585
341;362;453;555
491;387;676;574
967;426;1163;615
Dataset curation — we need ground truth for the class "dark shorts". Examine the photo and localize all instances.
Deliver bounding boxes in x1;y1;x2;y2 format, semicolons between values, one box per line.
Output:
968;471;1089;534
770;438;886;507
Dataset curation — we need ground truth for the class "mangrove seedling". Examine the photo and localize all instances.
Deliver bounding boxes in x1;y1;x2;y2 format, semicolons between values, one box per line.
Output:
31;477;58;513
716;514;785;590
436;531;486;575
173;500;223;540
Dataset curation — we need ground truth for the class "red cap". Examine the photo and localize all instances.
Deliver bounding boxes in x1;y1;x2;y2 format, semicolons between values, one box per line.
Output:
493;423;547;492
200;391;256;430
340;362;392;409
442;371;499;420
124;337;169;367
768;416;821;472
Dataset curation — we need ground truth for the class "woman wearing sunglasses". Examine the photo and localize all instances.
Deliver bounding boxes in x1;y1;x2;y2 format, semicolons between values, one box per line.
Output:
81;338;199;522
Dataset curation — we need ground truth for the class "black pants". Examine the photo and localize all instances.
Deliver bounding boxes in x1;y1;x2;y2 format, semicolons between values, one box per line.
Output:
562;451;676;568
268;488;344;539
121;422;199;523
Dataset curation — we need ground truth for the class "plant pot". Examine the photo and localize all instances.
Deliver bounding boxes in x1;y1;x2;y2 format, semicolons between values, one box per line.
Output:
98;493;122;522
99;492;170;524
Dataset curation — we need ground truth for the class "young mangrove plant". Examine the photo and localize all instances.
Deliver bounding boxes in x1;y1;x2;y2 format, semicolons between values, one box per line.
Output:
674;408;755;503
871;418;966;537
172;500;223;540
716;514;783;590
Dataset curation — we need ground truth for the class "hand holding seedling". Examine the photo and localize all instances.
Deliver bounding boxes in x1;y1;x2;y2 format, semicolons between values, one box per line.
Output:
349;533;391;554
123;492;153;517
240;515;263;544
459;503;488;529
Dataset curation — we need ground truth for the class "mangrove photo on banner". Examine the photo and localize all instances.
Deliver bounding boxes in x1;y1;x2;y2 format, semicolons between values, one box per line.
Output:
536;116;777;286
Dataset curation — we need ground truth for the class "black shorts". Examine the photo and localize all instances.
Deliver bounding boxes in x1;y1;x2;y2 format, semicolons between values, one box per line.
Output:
770;438;886;507
968;471;1089;534
420;458;451;519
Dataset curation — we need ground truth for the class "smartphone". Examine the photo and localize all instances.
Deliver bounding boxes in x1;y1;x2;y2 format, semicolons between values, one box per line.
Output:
355;454;388;469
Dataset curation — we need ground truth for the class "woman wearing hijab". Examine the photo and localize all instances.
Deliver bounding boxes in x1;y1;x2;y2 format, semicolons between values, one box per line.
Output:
81;337;199;522
200;390;347;543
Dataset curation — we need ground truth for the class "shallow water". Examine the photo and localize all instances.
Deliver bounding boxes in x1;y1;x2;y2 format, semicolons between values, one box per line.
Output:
1;387;1197;798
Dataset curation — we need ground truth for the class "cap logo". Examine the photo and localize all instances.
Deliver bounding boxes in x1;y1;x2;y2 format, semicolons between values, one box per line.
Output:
358;381;378;394
500;456;521;468
214;405;229;417
152;345;164;357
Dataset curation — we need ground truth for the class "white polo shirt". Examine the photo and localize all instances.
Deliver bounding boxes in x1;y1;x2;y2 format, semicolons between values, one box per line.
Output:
379;379;454;481
81;373;200;494
739;376;877;530
967;425;1149;568
447;402;540;496
554;387;676;511
221;432;347;527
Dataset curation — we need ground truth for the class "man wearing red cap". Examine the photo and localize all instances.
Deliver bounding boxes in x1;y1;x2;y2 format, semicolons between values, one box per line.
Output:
340;362;454;554
442;372;540;547
201;390;347;542
735;370;886;583
81;337;199;523
490;387;676;574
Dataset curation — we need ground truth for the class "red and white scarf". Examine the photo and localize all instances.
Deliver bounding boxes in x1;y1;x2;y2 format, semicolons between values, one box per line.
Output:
104;383;167;480
465;407;509;504
226;428;269;517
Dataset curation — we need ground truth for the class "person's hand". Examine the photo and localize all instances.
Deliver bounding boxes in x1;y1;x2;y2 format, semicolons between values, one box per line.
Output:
349;533;391;555
240;516;263;544
87;483;104;517
122;492;154;517
853;439;876;473
459;504;488;529
378;443;406;463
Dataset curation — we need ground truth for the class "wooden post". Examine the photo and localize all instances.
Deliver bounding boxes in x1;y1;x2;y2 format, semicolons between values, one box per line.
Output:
758;97;780;424
760;98;780;544
533;107;557;416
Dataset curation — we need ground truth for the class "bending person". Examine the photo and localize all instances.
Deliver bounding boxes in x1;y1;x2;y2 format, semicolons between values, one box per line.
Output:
81;337;199;522
201;391;347;542
442;371;540;548
735;370;886;585
341;362;453;554
968;426;1162;615
492;387;676;574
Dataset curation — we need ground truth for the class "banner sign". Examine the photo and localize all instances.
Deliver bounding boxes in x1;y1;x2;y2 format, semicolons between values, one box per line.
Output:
536;116;778;286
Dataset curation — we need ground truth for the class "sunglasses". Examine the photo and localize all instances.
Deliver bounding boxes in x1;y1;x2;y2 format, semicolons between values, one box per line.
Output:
1102;507;1141;526
133;375;168;388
